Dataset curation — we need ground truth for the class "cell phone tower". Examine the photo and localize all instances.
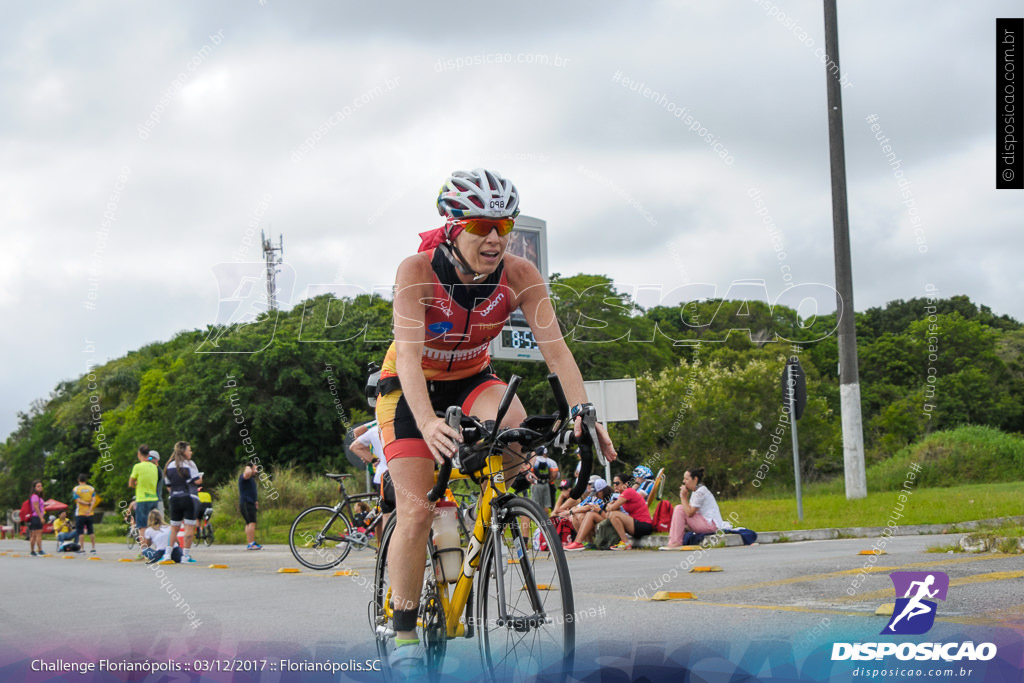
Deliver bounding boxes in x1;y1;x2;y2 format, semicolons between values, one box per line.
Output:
261;229;283;312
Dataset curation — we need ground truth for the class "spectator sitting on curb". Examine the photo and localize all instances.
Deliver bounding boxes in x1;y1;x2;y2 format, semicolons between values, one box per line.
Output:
553;473;599;516
551;479;574;516
561;478;611;551
661;466;729;550
632;465;655;502
604;472;655;551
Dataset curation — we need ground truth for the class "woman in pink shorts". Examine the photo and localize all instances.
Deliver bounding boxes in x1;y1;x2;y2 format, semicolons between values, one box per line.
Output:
665;467;725;548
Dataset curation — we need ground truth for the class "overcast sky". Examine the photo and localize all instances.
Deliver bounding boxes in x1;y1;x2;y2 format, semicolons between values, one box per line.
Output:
3;1;1023;439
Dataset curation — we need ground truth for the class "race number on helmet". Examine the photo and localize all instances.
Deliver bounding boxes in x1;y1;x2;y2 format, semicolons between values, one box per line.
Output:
437;168;520;219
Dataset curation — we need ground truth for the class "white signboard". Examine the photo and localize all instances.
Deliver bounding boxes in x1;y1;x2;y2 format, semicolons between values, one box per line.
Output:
583;379;639;423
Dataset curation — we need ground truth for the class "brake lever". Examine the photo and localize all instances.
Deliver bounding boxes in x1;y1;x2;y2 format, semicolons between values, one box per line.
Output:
578;408;608;467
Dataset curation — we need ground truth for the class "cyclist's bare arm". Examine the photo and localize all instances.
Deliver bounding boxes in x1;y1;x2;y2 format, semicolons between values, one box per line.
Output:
392;253;461;463
509;255;617;461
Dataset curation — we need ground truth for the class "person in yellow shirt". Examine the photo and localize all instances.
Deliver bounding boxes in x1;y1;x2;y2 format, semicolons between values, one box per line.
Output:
54;509;76;551
128;445;161;549
72;473;98;554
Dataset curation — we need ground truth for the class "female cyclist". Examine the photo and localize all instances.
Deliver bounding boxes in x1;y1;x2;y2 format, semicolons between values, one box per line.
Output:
374;168;616;673
163;441;202;563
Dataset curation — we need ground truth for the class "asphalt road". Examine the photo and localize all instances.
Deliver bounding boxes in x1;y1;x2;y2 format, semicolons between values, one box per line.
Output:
1;533;1021;681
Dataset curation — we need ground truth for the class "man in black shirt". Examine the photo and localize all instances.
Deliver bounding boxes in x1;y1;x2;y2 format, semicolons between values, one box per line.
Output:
238;464;261;550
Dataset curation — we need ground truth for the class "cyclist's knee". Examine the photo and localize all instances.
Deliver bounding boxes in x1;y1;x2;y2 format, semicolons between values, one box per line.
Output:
396;499;434;529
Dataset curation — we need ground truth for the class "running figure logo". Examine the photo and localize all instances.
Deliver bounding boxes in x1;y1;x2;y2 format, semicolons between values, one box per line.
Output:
882;571;949;635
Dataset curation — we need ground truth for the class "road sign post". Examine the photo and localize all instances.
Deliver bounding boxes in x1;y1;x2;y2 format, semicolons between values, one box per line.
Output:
782;358;807;520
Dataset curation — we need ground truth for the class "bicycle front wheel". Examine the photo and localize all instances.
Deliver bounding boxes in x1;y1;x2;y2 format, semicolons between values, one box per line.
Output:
477;497;575;682
127;529;136;550
288;505;353;570
371;516;447;682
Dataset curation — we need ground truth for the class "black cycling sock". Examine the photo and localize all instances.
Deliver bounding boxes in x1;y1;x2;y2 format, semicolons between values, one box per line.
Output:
393;608;418;633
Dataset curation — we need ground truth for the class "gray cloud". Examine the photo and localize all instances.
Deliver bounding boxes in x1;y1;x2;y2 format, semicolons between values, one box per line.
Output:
2;0;1023;438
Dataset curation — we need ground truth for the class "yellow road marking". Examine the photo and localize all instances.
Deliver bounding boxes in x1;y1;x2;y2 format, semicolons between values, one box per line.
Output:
840;569;1024;603
697;553;1017;597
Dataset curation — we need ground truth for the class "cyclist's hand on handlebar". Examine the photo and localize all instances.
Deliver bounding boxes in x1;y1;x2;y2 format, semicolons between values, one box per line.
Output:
573;417;617;462
420;415;462;465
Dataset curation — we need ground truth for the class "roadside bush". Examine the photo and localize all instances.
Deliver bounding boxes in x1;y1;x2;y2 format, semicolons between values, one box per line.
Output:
864;425;1024;491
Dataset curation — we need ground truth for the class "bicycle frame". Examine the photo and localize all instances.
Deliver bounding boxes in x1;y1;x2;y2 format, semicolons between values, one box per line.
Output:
374;371;598;675
431;451;545;641
437;452;504;639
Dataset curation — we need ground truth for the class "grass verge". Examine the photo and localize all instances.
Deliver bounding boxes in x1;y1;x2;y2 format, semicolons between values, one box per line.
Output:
82;479;1020;546
720;481;1023;532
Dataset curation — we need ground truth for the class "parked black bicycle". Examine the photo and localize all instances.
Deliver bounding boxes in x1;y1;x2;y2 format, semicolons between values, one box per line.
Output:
288;473;381;570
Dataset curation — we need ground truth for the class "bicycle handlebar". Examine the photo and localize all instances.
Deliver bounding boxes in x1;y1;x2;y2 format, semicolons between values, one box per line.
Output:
568;405;598;501
425;373;599;503
547;372;570;425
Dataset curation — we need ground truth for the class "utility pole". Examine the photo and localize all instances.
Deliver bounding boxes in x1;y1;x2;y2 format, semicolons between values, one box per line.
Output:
261;229;283;312
823;0;867;499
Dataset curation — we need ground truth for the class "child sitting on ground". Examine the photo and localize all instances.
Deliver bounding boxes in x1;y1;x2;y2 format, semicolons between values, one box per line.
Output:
143;509;172;564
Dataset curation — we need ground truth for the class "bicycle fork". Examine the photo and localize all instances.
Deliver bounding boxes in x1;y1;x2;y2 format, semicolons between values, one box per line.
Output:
490;507;548;632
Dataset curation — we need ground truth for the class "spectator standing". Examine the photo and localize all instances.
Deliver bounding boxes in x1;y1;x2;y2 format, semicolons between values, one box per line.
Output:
351;421;387;538
72;474;99;554
147;450;165;517
605;472;655;550
663;467;727;549
528;447;557;514
164;441;202;563
128;444;161;549
239;463;261;550
27;480;46;556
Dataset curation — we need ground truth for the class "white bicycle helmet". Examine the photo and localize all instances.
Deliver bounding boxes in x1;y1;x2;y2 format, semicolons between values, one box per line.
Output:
437;168;520;219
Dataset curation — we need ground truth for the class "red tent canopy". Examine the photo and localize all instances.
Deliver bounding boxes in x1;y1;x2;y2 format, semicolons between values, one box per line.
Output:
43;499;68;511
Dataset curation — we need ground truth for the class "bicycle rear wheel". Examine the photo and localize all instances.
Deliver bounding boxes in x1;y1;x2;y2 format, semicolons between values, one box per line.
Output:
126;528;136;550
288;505;353;570
477;497;574;682
202;522;214;546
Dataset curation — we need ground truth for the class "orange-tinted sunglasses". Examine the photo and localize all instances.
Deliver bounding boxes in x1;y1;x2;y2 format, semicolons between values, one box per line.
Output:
458;217;515;237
